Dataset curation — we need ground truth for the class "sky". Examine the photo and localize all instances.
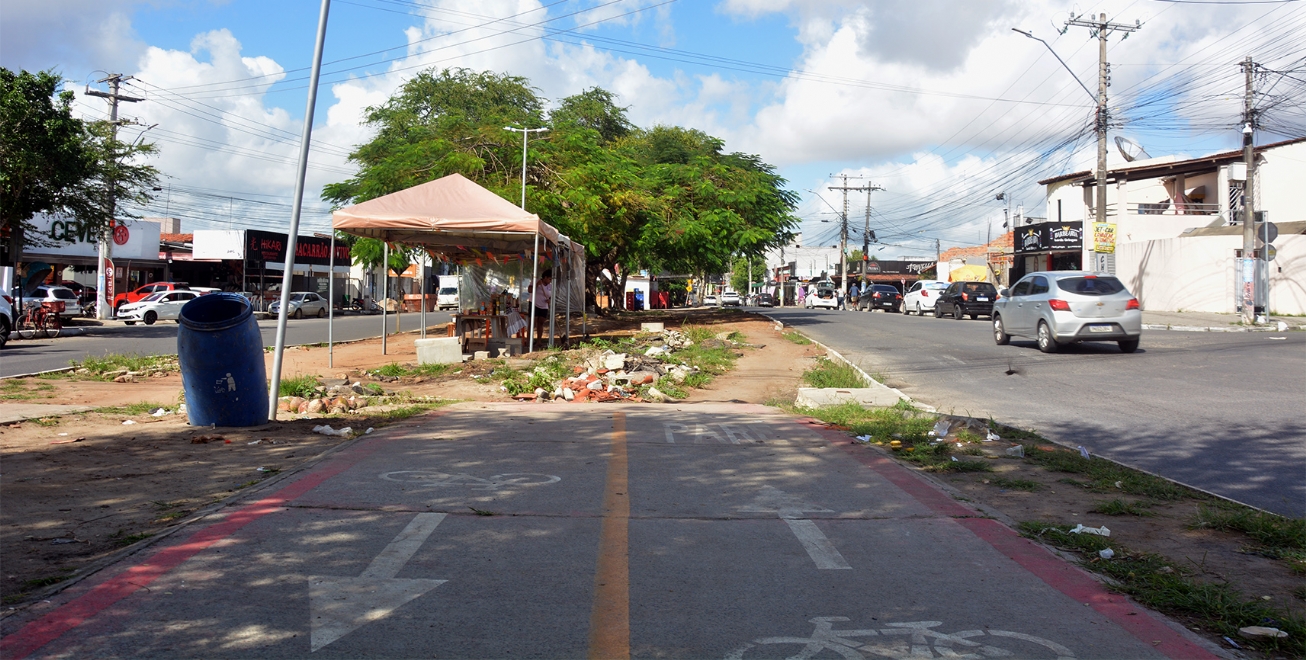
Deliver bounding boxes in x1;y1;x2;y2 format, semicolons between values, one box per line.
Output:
3;0;1303;267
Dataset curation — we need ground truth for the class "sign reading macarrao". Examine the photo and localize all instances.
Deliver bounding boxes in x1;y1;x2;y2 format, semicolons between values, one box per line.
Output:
22;214;160;261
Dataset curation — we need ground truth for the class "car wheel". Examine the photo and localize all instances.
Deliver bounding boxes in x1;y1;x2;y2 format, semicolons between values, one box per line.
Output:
144;311;157;326
1118;338;1140;353
915;303;923;316
993;315;1010;345
293;308;304;319
1037;321;1059;353
954;305;964;320
317;307;326;318
901;303;909;315
0;319;9;349
934;304;943;318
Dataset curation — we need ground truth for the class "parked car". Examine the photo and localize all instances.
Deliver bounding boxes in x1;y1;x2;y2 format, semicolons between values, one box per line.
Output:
806;285;840;310
113;281;189;314
992;271;1142;353
934;281;998;320
22;285;82;319
753;292;776;307
269;292;329;318
702;294;719;306
721;291;741;306
0;292;12;349
858;284;901;312
901;280;949;315
117;289;202;325
437;286;460;310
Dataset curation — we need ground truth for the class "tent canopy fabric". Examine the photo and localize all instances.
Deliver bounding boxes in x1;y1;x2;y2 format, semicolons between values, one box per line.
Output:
333;173;563;248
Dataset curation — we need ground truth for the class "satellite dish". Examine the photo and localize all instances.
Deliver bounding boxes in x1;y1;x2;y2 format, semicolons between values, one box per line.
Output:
1115;136;1151;162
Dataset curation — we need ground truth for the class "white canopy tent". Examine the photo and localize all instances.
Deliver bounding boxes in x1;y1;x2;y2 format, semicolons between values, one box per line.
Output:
332;173;585;352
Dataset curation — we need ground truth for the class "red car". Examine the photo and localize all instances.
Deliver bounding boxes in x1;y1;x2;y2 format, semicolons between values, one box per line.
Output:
113;282;189;314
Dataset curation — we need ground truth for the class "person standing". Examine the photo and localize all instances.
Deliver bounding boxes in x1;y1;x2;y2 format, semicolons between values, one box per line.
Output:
529;269;553;339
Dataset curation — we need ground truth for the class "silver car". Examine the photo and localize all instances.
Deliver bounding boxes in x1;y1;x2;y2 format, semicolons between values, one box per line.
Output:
992;271;1141;353
21;285;82;319
269;292;329;318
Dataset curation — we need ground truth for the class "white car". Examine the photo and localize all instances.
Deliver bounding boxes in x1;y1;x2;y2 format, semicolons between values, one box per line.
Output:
805;286;841;310
117;290;201;325
22;285;82;319
270;292;329;318
0;291;12;349
702;294;719;306
721;291;741;306
902;280;950;315
437;286;459;310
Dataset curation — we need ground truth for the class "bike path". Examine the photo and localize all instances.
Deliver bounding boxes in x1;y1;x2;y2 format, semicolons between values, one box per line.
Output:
0;403;1218;659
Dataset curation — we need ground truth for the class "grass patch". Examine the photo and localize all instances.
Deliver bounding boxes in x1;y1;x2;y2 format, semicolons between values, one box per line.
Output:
801;357;865;389
368;401;453;420
1021;444;1193;501
798;402;934;444
781;332;812;345
373;363;408;378
368;362;454;379
1020;521;1306;656
73;353;179;379
1091;498;1156;516
111;530;154;547
501;355;573;395
1;379;42;401
94;401;172;416
1191;503;1306;564
33;417;60;427
278;374;321;398
653;378;688;400
989;477;1041;491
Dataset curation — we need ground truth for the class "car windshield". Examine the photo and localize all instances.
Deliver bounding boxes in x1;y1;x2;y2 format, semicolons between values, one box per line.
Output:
439;287;458;295
1057;276;1126;296
874;286;897;293
962;283;996;293
925;282;948;290
290;293;306;301
49;288;78;299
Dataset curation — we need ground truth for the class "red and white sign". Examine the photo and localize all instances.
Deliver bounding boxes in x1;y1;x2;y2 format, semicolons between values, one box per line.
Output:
103;259;115;301
112;224;130;246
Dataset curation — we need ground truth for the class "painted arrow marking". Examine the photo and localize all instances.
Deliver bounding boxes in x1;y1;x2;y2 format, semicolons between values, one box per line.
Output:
739;486;851;570
310;513;447;652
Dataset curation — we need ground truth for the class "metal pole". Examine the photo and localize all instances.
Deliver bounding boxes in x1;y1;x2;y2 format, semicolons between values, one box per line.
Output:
1241;56;1257;324
520;128;528;208
328;231;334;368
1093;14;1108;273
528;231;539;353
267;0;331;421
381;241;388;355
420;250;427;339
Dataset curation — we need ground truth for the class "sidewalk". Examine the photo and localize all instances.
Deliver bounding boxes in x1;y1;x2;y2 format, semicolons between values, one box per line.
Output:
1141;310;1302;332
0;402;1221;659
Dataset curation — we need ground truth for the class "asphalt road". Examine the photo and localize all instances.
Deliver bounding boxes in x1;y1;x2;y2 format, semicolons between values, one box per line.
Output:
0;311;454;378
0;403;1206;658
765;305;1306;517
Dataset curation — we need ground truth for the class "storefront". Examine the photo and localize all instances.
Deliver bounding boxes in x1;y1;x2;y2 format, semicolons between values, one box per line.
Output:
1011;221;1083;282
18;214;161;300
193;229;352;309
849;259;936;292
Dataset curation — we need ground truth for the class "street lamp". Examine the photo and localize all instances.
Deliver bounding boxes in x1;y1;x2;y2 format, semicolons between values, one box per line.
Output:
504;125;549;210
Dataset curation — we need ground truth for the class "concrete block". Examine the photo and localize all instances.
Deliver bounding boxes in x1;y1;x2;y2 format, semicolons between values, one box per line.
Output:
795;387;903;409
415;337;463;365
640;322;664;332
474;350;490;361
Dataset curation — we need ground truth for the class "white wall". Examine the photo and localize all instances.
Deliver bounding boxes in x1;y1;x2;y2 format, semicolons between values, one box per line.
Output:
1115;233;1305;314
1256;141;1306;224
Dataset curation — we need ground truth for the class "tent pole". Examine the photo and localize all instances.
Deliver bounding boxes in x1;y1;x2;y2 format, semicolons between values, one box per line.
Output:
548;244;556;349
420;250;427;339
528;230;539;353
328;231;334;369
382;240;388;355
564;248;571;347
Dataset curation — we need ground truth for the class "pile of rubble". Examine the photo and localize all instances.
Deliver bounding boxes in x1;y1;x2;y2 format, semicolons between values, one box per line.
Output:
277;381;375;414
514;335;703;404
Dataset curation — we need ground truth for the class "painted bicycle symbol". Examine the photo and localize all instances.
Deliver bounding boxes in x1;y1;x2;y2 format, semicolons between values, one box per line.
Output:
725;617;1075;660
379;471;560;491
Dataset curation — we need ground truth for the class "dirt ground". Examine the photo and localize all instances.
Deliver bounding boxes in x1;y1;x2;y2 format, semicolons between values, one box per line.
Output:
1;309;1298;653
1;309;817;608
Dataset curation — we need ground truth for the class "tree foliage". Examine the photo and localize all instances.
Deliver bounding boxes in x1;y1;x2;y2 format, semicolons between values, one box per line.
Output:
1;68;158;256
730;256;770;293
322;67;798;308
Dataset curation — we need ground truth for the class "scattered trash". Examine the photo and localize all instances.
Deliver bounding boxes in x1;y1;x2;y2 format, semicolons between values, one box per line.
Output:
1222;636;1242;650
929;419;951;437
1098;548;1114;559
1276;321;1289;332
365;428;374;435
1157;566;1174;574
150;408;169;417
985;430;999;442
1077;446;1091;460
854;435;872;443
889;440;902;449
248;440;262;445
256;466;276;472
311;425;353;437
190;435;226;444
50;538;78;545
121;420;137;425
950;456;959;462
1238;626;1288;639
178;404;187;414
57;432;68;437
1005;445;1024;458
1068;524;1111;537
1114;480;1123;489
50;438;85;445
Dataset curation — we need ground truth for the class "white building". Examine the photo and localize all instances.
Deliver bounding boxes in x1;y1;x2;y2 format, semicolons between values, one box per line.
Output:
1038;137;1305;315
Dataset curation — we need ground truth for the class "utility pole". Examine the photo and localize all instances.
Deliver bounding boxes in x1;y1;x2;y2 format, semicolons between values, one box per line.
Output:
1241;56;1257;325
827;175;876;301
84;74;143;320
1064;13;1139;273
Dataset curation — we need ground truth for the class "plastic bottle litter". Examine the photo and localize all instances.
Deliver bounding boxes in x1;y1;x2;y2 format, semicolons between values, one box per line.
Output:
121;420;137;425
950;456;959;462
1238;626;1288;639
1098;548;1114;559
1078;445;1091;460
1068;524;1110;537
1005;445;1024;458
985;430;999;442
930;420;951;437
311;425;353;437
150;408;170;417
854;435;872;443
365;427;374;435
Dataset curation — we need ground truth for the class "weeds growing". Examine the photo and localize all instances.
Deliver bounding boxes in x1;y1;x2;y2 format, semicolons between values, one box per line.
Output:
278;374;321;398
1090;498;1155;516
802;357;866;389
73;354;179;379
95;401;172;416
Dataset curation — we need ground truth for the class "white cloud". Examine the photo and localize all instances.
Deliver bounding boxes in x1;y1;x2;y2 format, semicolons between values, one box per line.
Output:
0;0;146;75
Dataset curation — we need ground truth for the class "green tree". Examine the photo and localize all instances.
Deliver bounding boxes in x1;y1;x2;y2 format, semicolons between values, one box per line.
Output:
729;256;769;293
1;68;158;261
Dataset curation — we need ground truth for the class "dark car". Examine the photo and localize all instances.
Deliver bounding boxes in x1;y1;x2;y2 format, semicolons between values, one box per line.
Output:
935;281;998;319
754;292;776;307
858;284;901;312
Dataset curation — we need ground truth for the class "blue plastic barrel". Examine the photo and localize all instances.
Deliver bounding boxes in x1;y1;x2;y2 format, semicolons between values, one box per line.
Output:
177;293;268;427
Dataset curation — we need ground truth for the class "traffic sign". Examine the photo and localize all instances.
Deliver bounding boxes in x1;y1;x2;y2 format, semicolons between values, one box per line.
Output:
1265;245;1277;262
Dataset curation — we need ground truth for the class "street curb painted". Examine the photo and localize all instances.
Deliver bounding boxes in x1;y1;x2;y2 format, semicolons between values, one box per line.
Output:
1142;323;1295;332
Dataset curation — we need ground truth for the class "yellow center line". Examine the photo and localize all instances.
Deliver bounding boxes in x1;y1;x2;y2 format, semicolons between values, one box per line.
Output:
588;411;630;660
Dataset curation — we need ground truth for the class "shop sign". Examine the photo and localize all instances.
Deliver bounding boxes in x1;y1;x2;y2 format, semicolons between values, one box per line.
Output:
1047;223;1082;250
851;260;934;276
24;214;159;261
112;223;130;246
1094;222;1117;254
1017;228;1043;252
241;230;350;268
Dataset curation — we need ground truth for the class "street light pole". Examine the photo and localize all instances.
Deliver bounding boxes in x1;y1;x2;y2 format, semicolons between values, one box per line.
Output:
504;126;549;209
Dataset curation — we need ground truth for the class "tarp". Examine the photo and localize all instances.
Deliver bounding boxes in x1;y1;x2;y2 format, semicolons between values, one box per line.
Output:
333;172;563;248
948;264;990;282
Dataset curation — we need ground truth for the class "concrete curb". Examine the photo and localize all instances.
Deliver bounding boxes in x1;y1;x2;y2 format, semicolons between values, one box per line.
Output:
1142;323;1294;333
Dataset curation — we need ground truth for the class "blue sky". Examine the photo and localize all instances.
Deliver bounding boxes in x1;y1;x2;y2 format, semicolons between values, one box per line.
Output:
3;0;1302;260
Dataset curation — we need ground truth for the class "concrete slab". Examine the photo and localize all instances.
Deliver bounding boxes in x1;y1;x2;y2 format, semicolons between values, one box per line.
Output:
0;402;1218;659
795;386;903;408
0;403;93;424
